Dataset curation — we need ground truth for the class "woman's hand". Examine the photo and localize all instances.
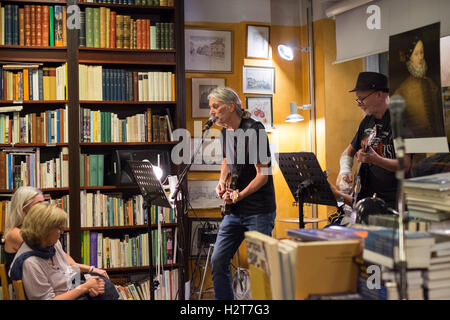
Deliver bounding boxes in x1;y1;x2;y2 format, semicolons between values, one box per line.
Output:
84;276;105;297
92;267;109;279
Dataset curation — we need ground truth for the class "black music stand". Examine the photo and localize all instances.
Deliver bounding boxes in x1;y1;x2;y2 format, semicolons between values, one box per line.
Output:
128;160;172;300
276;152;337;228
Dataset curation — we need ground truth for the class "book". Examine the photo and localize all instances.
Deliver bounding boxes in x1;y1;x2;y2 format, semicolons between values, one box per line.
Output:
363;244;432;269
295;239;362;299
245;230;283;300
404;172;450;191
287;226;367;242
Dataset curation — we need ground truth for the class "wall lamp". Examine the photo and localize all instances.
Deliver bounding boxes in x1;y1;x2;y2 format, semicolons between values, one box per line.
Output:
278;40;299;61
285;102;311;123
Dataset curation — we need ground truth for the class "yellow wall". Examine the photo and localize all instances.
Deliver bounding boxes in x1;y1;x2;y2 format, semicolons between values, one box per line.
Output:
184;17;365;298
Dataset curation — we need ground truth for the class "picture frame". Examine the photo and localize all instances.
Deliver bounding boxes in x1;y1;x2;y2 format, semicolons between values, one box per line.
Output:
243;66;275;94
246;96;273;130
188;180;222;209
185;28;233;73
190;137;223;171
192;77;225;118
246;25;270;59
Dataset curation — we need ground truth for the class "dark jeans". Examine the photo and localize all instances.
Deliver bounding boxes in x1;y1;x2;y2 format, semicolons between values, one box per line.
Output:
78;272;119;300
211;212;276;300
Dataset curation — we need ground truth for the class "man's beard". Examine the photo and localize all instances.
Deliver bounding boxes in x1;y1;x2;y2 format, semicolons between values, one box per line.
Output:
407;59;428;78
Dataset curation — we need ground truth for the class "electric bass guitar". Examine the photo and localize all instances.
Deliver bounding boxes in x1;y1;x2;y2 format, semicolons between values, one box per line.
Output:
220;171;239;216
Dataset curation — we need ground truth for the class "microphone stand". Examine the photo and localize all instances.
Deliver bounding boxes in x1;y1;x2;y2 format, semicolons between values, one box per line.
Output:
390;95;408;300
172;124;213;203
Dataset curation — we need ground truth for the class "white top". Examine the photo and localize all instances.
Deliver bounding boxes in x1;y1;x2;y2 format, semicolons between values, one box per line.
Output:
9;240;78;300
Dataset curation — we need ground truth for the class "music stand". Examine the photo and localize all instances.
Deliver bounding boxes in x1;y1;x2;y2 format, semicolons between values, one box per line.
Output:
128;160;172;300
276;152;337;228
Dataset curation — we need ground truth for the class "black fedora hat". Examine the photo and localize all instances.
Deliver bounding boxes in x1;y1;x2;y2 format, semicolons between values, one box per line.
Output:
349;72;389;93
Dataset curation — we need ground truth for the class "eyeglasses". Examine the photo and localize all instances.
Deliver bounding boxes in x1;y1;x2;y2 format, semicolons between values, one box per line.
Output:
355;91;376;105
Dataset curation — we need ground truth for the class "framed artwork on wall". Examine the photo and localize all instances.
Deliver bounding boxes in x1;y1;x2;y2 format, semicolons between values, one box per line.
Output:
243;66;275;94
246;96;273;130
190;137;222;171
246;25;270;59
188;180;223;209
185;28;233;73
192;77;225;118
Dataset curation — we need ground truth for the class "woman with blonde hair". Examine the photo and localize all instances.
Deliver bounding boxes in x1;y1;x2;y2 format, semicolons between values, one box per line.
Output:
3;187;109;280
3;186;44;271
9;203;118;300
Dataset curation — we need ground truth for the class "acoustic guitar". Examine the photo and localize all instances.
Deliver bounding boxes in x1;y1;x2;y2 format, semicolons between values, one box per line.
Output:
220;171;239;216
351;125;380;206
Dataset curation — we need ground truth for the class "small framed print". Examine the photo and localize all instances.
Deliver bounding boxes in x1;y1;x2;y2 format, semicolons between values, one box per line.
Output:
243;66;275;94
246;25;270;59
185;28;233;73
246;96;273;130
192;77;225;118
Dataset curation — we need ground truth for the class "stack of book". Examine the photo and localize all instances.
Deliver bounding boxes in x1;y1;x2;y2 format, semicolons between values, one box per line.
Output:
355;256;424;300
423;231;450;299
404;172;450;225
362;229;435;269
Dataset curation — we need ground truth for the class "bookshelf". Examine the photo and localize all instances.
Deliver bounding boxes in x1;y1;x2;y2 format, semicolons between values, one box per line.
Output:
1;0;186;300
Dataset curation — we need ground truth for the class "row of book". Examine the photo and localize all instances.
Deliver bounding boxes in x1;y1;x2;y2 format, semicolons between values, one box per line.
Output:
80;191;176;228
80;154;105;187
79;65;175;102
0;147;69;190
0;107;69;144
0;4;66;47
116;269;179;301
80;8;174;50
80;108;174;143
78;0;175;6
0;64;67;101
80;228;176;269
0;195;70;234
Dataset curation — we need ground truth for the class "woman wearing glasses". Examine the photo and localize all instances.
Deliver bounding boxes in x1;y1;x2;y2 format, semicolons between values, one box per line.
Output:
8;203;118;300
2;186;108;279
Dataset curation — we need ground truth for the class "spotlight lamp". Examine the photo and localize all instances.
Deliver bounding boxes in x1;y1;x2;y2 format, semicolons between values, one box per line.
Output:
286;102;312;123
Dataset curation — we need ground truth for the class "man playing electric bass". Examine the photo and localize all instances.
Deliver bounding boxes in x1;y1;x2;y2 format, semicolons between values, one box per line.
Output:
208;87;276;300
331;72;411;210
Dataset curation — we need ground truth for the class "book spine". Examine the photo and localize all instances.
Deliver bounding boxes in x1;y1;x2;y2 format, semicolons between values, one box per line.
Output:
79;11;86;47
93;7;100;48
42;5;49;46
54;5;63;46
49;6;54;46
19;7;24;46
36;5;42;46
85;7;93;47
110;10;116;48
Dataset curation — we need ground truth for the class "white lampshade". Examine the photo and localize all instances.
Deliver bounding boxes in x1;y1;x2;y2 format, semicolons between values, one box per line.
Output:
278;44;294;61
285;102;304;123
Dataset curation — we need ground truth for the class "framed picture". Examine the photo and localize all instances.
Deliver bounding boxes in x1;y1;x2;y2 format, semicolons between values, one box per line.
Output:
190;137;223;171
185;28;233;73
243;66;275;94
246;96;273;130
188;180;222;209
246;25;270;59
192;78;225;118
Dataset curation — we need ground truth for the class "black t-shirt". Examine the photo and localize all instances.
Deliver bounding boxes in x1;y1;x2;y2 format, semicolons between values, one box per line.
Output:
220;118;276;216
351;109;398;208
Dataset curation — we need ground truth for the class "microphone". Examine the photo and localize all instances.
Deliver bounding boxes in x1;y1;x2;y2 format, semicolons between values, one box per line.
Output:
389;95;405;139
203;116;216;131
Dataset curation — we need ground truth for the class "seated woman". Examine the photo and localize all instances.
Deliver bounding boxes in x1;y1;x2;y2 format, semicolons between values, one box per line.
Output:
8;203;118;300
3;186;108;278
3;186;45;271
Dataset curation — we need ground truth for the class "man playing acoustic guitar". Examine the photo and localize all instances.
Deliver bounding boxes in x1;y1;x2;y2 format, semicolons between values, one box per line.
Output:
208;87;276;300
331;72;411;210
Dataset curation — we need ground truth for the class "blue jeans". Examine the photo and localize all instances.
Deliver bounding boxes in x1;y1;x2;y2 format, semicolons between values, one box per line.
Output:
211;211;276;300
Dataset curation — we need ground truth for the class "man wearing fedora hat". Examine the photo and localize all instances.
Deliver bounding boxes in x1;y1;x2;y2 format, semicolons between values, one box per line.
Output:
332;72;411;210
